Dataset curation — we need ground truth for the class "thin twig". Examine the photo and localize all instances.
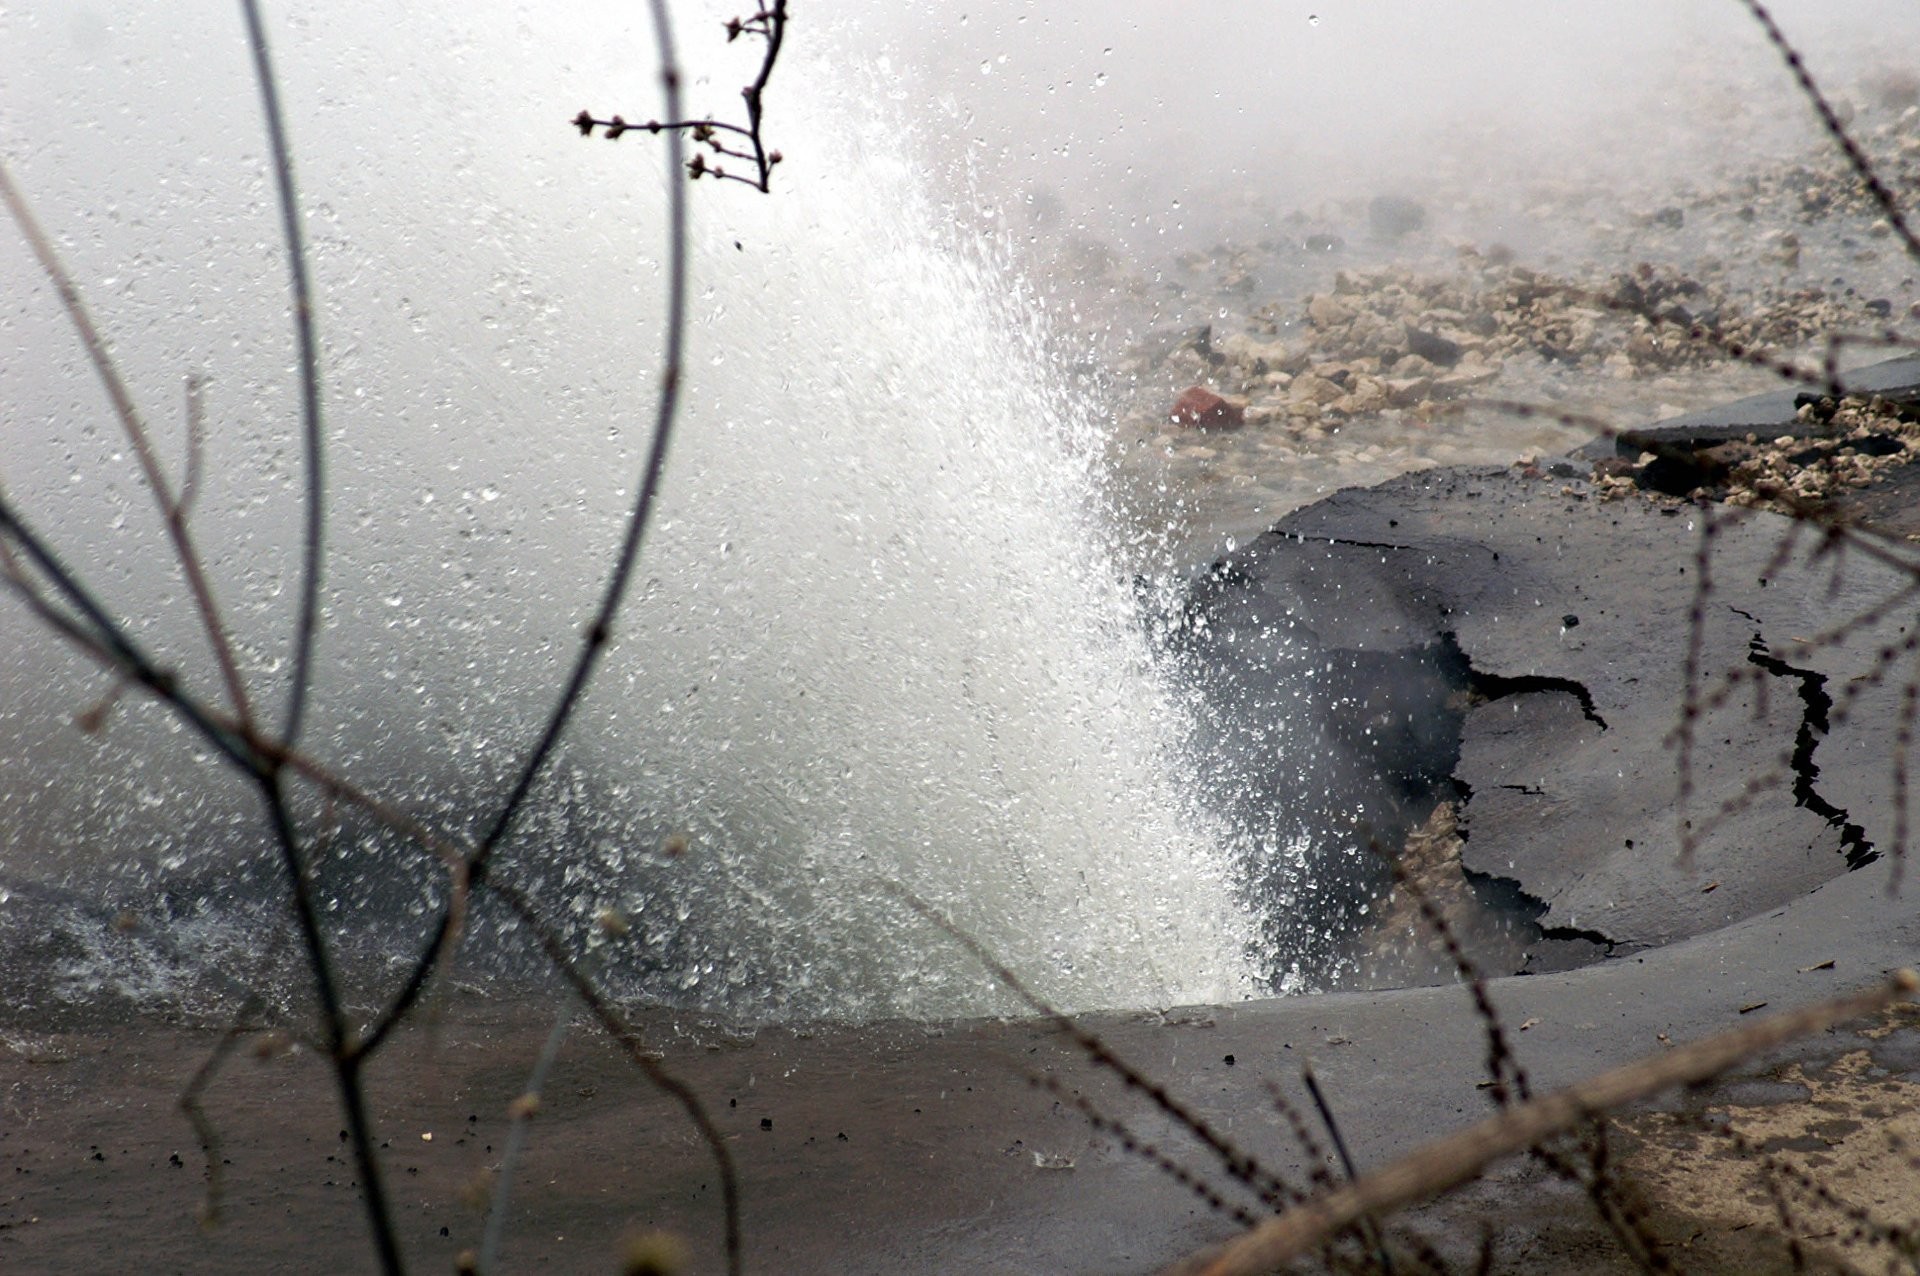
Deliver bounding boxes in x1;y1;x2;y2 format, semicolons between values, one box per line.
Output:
179;1015;261;1229
1677;510;1720;861
237;0;326;751
574;2;788;193
1302;1062;1393;1275
0;161;258;732
178;372;207;521
1738;0;1920;264
1028;1072;1261;1229
1382;847;1530;1108
477;0;695;865
0;486;252;769
364;0;738;1063
478;1010;572;1274
490;878;741;1275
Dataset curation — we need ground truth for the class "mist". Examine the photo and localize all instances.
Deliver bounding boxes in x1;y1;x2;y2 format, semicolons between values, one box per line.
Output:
842;1;1920;256
3;1;1917;1020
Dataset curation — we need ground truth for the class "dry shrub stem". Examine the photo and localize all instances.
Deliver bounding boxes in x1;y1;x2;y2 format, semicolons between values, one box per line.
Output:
490;879;742;1269
1302;1063;1395;1275
178;1000;269;1229
573;2;788;192
0;0;784;1269
477;1010;573;1274
0;164;256;734
1380;848;1530;1109
237;0;325;750
362;0;727;1067
1262;1080;1333;1198
1739;0;1920;264
1159;973;1920;1276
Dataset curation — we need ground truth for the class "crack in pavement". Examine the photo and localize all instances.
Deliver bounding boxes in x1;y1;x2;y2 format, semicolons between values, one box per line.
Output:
1442;632;1612;730
1744;632;1879;871
1537;919;1618;950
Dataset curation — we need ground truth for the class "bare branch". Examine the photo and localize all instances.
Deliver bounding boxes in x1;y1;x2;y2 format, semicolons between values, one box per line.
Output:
258;776;403;1275
575;1;788;193
0;485;253;769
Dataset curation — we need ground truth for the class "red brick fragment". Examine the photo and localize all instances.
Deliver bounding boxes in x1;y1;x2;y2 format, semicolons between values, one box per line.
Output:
1168;385;1244;429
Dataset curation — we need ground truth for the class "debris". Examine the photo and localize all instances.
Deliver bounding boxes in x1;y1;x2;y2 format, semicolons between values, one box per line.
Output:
1169;384;1246;429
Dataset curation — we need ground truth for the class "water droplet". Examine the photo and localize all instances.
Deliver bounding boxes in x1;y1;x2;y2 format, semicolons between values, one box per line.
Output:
1308;13;1320;25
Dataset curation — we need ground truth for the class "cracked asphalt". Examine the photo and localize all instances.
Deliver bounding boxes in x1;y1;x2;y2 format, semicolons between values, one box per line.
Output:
1181;360;1920;983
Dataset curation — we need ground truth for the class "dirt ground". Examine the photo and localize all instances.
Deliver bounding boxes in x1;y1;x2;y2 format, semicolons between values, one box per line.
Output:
5;956;1919;1274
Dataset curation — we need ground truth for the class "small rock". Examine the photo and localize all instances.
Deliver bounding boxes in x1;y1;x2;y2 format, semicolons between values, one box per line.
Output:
1169;385;1246;429
1430;362;1500;396
1288;373;1346;408
1866;67;1920;111
1648;206;1685;230
1216;331;1291;375
1639;448;1728;497
1306;293;1356;328
1406;327;1463;368
1376;321;1411;361
1368;194;1427;238
1340;377;1390;415
1384;376;1433;407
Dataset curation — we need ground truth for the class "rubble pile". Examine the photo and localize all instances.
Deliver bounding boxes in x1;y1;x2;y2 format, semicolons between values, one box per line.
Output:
1138;254;1881;437
1699;103;1920;240
1589;394;1920;514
